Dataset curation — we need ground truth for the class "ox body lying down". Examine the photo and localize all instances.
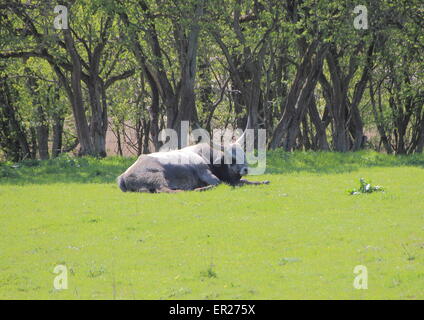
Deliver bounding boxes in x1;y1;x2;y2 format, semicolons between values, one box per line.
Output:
117;142;268;193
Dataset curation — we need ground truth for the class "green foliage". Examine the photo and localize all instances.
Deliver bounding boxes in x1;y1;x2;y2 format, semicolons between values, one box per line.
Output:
0;161;19;178
200;266;218;279
0;0;423;160
348;178;384;195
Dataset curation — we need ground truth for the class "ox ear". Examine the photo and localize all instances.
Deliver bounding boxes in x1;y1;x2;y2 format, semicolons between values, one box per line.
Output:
235;114;251;145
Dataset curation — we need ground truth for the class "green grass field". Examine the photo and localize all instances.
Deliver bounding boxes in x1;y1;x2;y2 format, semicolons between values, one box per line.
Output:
0;151;423;299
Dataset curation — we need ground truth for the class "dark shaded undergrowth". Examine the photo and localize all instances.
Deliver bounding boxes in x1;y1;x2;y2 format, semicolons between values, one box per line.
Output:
1;150;423;185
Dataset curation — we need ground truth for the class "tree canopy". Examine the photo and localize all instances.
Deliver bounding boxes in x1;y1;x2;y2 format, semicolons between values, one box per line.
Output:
0;0;423;160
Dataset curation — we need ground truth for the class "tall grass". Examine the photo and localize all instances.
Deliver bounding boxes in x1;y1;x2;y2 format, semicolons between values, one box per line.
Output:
1;151;424;185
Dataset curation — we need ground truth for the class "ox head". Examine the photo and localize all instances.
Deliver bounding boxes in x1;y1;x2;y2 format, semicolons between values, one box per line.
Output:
225;137;248;176
209;118;250;184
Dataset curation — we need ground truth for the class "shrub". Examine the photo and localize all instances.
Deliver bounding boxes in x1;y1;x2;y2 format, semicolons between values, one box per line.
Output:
348;178;384;195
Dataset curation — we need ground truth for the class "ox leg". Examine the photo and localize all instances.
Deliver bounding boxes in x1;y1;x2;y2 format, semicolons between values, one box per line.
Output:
237;179;270;186
137;187;156;193
196;171;221;192
157;187;184;193
199;170;221;186
136;187;182;193
194;185;217;192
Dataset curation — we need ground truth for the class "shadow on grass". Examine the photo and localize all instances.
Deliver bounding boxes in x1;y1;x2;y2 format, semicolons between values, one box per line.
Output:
0;155;136;185
0;151;423;185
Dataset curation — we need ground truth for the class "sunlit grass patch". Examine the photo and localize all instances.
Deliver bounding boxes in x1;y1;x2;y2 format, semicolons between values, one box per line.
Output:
0;151;423;299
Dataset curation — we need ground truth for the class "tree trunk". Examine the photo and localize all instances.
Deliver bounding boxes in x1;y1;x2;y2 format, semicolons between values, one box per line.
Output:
35;106;49;160
29;127;37;159
369;78;393;154
63;29;94;156
349;42;374;151
416;121;424;153
51;113;64;158
146;73;160;152
308;96;330;150
24;67;49;159
0;76;32;161
269;41;326;150
87;76;107;157
325;50;349;152
172;0;204;143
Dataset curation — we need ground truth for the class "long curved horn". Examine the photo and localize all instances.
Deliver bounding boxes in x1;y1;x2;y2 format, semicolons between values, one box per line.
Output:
235;113;251;144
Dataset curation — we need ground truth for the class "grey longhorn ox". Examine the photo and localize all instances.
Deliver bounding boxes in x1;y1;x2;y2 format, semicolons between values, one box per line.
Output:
117;125;269;193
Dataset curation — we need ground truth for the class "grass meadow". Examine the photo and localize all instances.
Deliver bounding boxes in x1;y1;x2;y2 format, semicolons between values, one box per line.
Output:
0;151;423;299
